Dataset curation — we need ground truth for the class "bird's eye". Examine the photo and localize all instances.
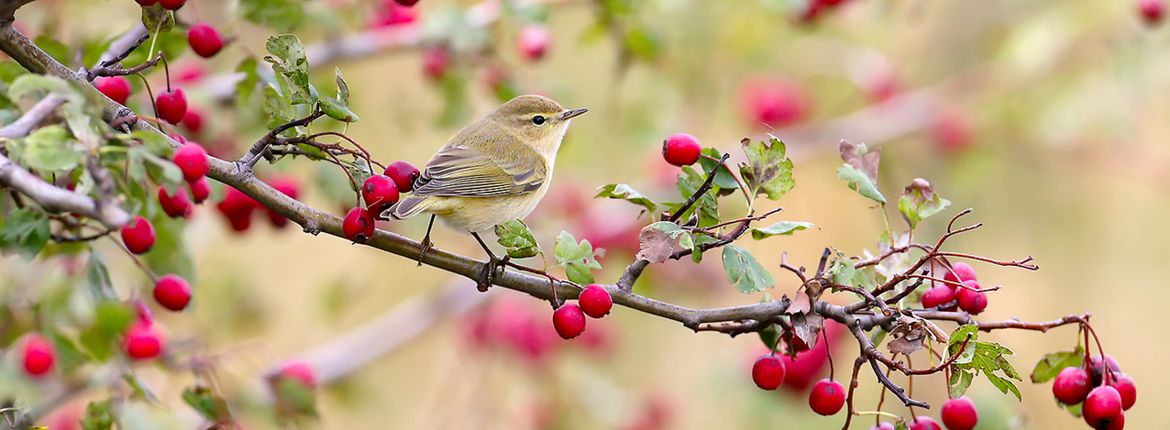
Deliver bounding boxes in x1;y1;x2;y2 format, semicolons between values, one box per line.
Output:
531;115;546;126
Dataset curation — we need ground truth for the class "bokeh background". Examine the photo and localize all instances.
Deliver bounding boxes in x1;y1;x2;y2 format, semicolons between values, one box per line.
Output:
2;0;1169;428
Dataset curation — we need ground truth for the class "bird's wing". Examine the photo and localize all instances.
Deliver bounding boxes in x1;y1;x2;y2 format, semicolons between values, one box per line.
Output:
411;123;547;198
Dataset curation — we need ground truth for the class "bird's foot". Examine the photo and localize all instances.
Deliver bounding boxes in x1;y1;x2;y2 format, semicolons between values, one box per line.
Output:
416;239;433;267
476;255;510;292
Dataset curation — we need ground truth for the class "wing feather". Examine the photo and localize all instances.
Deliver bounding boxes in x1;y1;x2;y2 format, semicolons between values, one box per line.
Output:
411;119;547;198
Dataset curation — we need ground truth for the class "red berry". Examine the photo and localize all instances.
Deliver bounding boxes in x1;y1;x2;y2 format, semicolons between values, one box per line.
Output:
216;186;258;217
173;142;209;181
422;47;450;81
135;0;158;5
942;262;977;285
1090;354;1122;386
189;177;210;204
95;76;131;105
920;286;956;309
279;361;317;388
517;24;550;61
174;63;205;84
661;133;701;167
182;108;204;134
741;79;809;128
751;354;786;390
807;379;845;415
940;397;978;430
1052;366;1092;405
342;207;375;242
369;0;418;28
362;175;400;214
1107;413;1126;430
1140;0;1164;25
121;215;156;254
578;284;613;318
227;212;252;232
155;88;188;125
21;334;55;377
266;177;300;228
123;323;163;360
782;330;811;353
153;274;192;311
158;186;193;218
552;303;586;339
158;0;185;10
384;161;421;193
395;0;419;5
1110;374;1137;410
1083;386;1123;429
870;424;895;430
933;110;972;154
955;285;988;315
909;416;942;430
187;24;224;58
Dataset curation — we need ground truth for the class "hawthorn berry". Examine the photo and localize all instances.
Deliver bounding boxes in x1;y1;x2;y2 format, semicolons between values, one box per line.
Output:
153;274;192;312
362;175;400;214
21;334;55;377
266;177;300;228
369;0;418;28
909;416;942;430
933;110;972;154
1089;354;1122;386
422;47;451;81
943;262;977;285
517;24;550;61
123;323;163;360
955;284;988;315
741;79;808;128
173;143;209;182
175;63;206;84
189;177;210;204
1083;385;1123;429
920;286;955;309
187;24;224;58
121;215;156;254
134;0;158;5
279;361;317;388
95;76;131;105
1140;0;1164;25
158;0;185;10
751;354;786;390
1110;374;1137;410
940;397;978;430
808;379;845;416
395;0;419;6
552;303;587;339
1052;366;1092;405
158;187;193;218
155;88;188;125
578;284;613;318
662;133;701;167
342;207;376;242
182;108;204;134
385;161;421;192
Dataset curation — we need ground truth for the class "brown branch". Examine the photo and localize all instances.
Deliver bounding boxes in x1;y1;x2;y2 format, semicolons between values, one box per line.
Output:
666;152;728;223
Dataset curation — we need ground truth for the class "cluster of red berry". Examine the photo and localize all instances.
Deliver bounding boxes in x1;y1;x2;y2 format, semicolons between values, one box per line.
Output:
920;262;988;314
1051;354;1136;429
551;285;614;339
342;161;420;242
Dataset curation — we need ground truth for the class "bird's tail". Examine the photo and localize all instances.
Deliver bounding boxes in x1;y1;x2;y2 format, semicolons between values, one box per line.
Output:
383;195;434;220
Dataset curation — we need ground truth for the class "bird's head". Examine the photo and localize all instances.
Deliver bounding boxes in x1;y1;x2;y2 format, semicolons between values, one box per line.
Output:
489;95;587;153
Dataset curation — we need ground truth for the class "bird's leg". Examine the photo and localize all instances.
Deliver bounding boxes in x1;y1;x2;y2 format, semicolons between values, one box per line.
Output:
416;214;436;267
471;232;509;292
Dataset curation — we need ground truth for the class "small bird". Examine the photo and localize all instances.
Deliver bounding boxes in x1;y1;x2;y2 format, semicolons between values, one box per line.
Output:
384;95;587;285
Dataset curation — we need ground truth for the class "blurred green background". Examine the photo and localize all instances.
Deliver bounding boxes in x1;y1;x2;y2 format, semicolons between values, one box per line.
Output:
3;0;1169;428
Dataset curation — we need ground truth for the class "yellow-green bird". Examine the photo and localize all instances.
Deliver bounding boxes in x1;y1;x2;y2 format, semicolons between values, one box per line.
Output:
383;95;587;283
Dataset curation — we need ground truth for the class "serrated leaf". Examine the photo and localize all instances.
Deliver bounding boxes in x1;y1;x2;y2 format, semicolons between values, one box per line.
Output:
595;183;657;215
0;207;50;258
948;324;979;364
721;244;774;293
898;178;951;229
494;219;541;259
739;135;795;201
263;84;294;130
948;368;974;398
985;370;1022;401
1030;347;1085;383
837;164;886;204
750;221;813;240
320;96;359;122
264;34;312;105
554;231;600;285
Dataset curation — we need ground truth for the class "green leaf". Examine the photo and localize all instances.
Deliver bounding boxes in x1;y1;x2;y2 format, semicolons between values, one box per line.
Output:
85;252;115;300
0;208;50;258
241;0;306;31
182;386;231;422
674;165;719;227
721;244;774;293
554;231;601;285
335;67;351;105
595;183;657;215
948;324;979;364
81;399;114;430
275;377;317;416
34;35;71;66
697;147;739;190
78;301;134;361
0;61;28;83
263;84;294;129
1030;347;1085;383
690;233;718;263
141;212;194;278
1060;401;1083;418
49;332;89;373
494;219;542;259
319;96;359;122
837;164;886;204
986;370;1023;401
898;179;951;229
750;221;814;240
739;135;795;201
235;57;261;112
758;323;780;351
140;4;175;33
948;368;974;398
123;29;187;67
623;26;661;61
264;34;313;105
17;125;83;171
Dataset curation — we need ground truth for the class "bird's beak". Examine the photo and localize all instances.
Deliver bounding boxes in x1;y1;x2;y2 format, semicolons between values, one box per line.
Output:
559;108;588;121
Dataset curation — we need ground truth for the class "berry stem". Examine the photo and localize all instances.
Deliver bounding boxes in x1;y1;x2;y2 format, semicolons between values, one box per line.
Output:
133;72;166;130
160;54;172;92
108;236;158;283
